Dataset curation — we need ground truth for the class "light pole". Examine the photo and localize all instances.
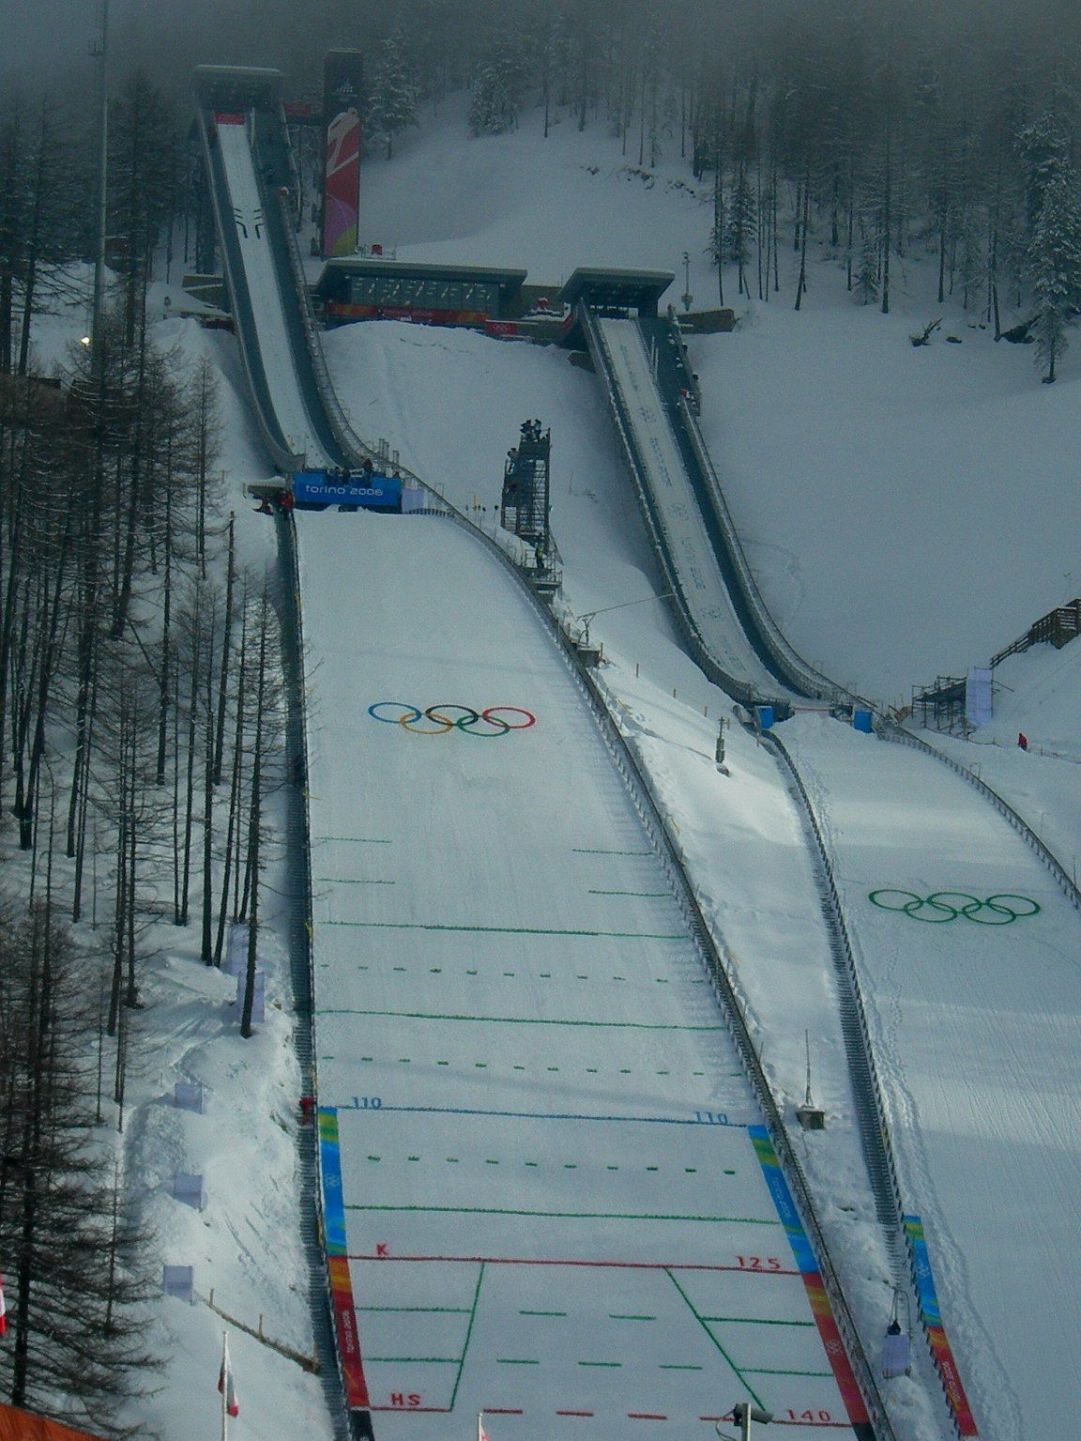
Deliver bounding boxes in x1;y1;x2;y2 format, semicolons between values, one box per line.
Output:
90;0;110;380
681;250;693;312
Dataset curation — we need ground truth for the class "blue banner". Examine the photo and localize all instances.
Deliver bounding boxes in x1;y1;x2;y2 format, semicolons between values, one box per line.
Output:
293;468;402;510
318;1107;348;1256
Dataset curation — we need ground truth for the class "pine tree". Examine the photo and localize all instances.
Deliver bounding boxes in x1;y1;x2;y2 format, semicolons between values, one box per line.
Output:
368;28;419;160
468;43;525;137
1029;167;1081;383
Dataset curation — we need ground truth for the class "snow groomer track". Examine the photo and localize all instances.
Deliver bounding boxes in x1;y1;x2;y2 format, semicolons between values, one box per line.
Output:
298;512;893;1441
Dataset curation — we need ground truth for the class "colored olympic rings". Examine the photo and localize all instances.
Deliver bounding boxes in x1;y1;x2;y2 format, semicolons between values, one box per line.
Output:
367;702;536;737
868;890;1040;925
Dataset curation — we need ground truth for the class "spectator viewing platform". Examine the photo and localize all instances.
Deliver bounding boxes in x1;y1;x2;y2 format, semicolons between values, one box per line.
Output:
316;259;528;328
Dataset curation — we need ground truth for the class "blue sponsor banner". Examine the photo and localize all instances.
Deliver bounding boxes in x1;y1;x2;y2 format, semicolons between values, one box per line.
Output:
294;468;402;510
748;1124;818;1273
318;1106;348;1256
903;1214;942;1325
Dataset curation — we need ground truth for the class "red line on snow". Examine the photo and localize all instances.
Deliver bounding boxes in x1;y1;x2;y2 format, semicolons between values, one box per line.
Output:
349;1252;795;1275
369;1407;451;1414
556;1411;595;1418
700;1423;847;1431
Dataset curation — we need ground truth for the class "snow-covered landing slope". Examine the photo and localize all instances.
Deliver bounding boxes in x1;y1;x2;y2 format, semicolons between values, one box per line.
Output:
216;120;333;467
784;715;1081;1441
298;512;863;1441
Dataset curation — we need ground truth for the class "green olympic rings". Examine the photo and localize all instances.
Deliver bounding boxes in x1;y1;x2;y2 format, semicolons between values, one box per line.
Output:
868;889;1040;924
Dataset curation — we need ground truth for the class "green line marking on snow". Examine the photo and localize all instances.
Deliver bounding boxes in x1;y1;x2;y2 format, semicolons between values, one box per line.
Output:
573;848;653;856
660;1364;704;1371
611;1314;656;1322
315;1009;724;1032
324;920;687;940
589;889;670;897
497;1358;540;1366
316;877;396;885
665;1270;767;1409
359;1306;470;1315
744;1368;831;1377
344;1205;772;1223
448;1264;485;1411
315;836;392;845
579;1360;622;1368
702;1317;814;1327
520;1310;567;1318
368;1357;458;1365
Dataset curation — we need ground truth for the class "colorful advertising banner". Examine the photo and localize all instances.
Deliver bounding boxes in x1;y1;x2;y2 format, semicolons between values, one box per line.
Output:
904;1215;978;1436
293;469;402;510
749;1126;872;1435
322;50;363;258
319;1108;371;1410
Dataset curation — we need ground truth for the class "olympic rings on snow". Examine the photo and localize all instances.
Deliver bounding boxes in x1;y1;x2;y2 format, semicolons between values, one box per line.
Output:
868;889;1041;925
367;702;536;737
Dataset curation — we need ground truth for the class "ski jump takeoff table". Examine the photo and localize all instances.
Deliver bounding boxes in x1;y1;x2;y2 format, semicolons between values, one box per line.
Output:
300;516;871;1438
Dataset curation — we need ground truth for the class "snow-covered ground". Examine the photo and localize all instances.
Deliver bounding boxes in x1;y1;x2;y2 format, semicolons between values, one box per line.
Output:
24;86;1078;1441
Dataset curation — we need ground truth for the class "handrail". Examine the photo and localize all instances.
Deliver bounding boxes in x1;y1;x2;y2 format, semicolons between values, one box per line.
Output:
763;731;909;1230
274;511;356;1441
580;303;788;711
679;392;851;704
989;597;1081;668
883;722;1081;914
394;505;899;1441
765;727;978;1439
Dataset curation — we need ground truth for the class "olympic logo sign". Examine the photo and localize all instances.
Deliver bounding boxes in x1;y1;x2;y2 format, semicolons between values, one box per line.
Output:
868;890;1041;925
368;702;536;737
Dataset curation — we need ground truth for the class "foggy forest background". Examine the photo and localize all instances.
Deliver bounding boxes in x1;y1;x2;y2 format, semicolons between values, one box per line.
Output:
1;0;1080;1433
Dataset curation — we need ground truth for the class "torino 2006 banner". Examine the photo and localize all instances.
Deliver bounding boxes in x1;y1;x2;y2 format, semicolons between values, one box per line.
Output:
322;50;363;259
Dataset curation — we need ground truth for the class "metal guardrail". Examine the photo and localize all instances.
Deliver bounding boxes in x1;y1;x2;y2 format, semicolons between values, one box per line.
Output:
273;511;356;1441
678;393;851;705
763;730;910;1240
883;722;1081;915
765;729;984;1440
989;597;1081;668
402;506;898;1441
273;490;897;1440
580;304;781;711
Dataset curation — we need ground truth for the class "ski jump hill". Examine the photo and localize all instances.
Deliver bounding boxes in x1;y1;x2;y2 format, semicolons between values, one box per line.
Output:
194;63;1081;1441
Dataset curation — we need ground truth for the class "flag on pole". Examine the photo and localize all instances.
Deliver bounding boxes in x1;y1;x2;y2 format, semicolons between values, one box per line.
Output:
0;1275;7;1336
218;1332;239;1417
478;1412;489;1441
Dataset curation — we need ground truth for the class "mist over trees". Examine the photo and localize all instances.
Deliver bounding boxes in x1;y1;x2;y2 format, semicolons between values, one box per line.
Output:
3;0;1080;376
105;0;1077;369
